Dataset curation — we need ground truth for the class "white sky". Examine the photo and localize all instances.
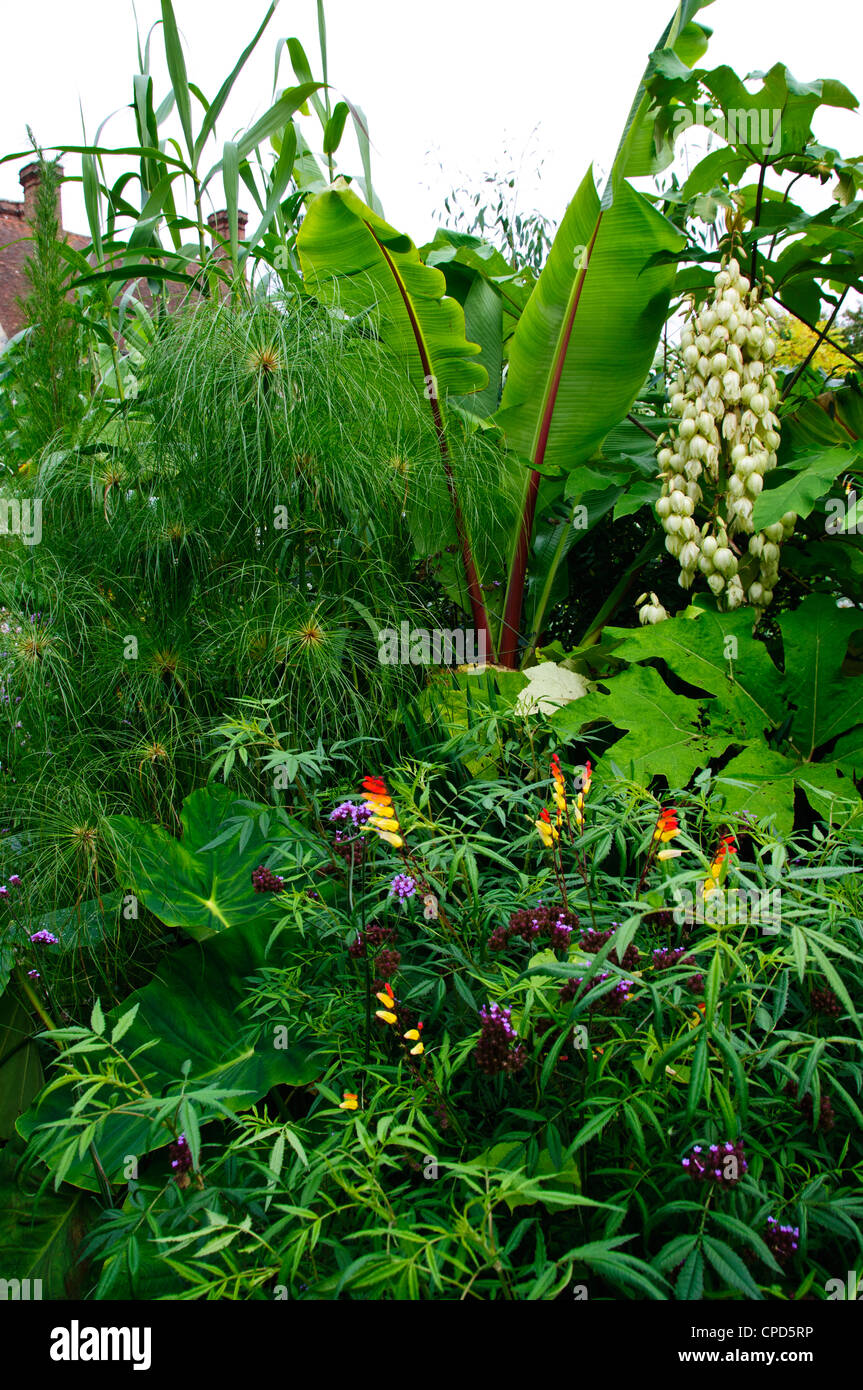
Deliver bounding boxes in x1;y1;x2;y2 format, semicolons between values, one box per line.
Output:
1;0;862;244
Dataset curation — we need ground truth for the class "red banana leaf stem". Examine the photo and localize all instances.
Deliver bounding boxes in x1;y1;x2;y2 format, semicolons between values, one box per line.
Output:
371;229;496;661
498;217;602;668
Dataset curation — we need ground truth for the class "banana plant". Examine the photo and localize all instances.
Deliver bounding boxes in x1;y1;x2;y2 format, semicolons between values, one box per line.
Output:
297;182;498;657
494;0;715;666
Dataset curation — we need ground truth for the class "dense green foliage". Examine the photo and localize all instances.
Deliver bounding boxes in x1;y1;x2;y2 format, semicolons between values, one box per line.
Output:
1;0;862;1302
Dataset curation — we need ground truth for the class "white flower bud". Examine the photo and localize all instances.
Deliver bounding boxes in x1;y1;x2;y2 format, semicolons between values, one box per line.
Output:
748;581;764;604
746;472;764;497
723;370;741;400
707;572;726;594
656;495;672;518
680;541;700;569
679;418;696;439
713;546;737;576
683;344;700;369
727;473;745;499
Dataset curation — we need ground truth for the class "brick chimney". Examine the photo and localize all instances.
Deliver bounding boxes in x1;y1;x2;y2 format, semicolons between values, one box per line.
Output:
207;208;248;251
19;160;63;226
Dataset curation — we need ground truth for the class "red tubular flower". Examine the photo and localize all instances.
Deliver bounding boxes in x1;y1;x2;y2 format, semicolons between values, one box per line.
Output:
654;807;680;842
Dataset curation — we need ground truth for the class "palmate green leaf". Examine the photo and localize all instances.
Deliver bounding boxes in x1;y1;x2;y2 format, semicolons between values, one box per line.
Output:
297;181;487;401
553;664;730;788
495;171;683;479
752;446;860;530
552;597;863;831
17;919;326;1190
703;1235;763;1299
674;1246;704;1300
0;1148;96;1297
779;594;863;757
606;607;784;736
105;785;294;940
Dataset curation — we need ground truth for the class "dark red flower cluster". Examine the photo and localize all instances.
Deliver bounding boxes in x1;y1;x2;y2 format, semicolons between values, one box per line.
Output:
651;946;703;993
681;1139;747;1187
252;865;285;893
559;972;633;1015
474;1003;526;1076
348;921;396;958
489;904;579;953
579;926;640;970
374;948;402;981
765;1216;799;1264
784;1081;835;1131
169;1133;193;1178
810;985;840;1018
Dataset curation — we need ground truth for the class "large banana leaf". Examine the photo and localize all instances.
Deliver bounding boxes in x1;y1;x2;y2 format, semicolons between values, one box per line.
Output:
494;0;713;664
297;181;495;651
496;170;682;486
17;918;326;1191
298;181;488;401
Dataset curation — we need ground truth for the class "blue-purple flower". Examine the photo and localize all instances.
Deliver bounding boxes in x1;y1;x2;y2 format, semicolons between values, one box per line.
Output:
390;873;417;902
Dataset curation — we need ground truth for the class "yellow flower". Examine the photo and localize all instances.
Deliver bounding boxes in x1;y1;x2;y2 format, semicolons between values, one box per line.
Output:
376;1009;398;1024
658;847;684;861
339;1091;358;1110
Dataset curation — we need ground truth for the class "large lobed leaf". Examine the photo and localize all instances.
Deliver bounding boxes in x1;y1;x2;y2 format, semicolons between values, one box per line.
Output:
552;595;863;833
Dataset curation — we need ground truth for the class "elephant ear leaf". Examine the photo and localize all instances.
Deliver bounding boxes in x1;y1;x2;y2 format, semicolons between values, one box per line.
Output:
17;919;326;1190
0;1147;96;1296
297;180;488;402
106;785;289;940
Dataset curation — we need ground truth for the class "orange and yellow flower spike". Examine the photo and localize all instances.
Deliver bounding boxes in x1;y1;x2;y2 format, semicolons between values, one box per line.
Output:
535;807;558;848
654;807;680;842
704;834;736;898
361;775;405;849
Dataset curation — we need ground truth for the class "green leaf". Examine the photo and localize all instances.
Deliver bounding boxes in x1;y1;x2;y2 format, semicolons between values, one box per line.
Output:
89;1000;105;1036
495;170;683;478
160;0;194;158
323;101;349;155
675;1246;705;1300
106;785;294;939
298;182;487;401
17;919;326;1190
0;1150;96;1297
685;1033;708;1120
703;1235;763;1299
753;446;859;529
0;993;43;1139
552;663;730;788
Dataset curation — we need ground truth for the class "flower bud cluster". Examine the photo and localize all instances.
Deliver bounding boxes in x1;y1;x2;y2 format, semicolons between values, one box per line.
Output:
656;257;795;612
